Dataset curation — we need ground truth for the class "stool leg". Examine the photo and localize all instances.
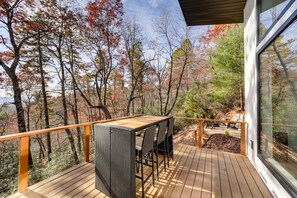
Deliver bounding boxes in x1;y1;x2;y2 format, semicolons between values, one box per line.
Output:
163;142;166;172
170;136;174;160
141;155;144;198
151;151;155;186
156;144;159;179
166;137;170;167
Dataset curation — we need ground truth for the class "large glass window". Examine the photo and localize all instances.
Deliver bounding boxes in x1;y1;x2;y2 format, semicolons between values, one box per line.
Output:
259;18;297;192
259;0;290;38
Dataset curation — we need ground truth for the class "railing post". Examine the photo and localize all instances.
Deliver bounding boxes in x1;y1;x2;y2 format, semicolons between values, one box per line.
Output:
198;120;203;148
18;136;29;192
240;123;246;155
194;125;198;146
202;121;205;135
84;125;91;162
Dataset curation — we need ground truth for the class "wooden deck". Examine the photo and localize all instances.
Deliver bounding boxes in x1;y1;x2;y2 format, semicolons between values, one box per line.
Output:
9;144;272;198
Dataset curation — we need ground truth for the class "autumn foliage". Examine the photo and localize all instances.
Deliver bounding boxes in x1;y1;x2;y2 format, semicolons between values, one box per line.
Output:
0;1;245;196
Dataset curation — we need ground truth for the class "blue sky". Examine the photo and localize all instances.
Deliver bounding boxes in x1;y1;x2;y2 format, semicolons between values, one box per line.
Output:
123;0;176;39
122;0;206;41
0;0;207;98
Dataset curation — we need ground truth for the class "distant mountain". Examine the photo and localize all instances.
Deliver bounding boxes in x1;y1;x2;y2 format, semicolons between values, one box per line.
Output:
0;97;13;105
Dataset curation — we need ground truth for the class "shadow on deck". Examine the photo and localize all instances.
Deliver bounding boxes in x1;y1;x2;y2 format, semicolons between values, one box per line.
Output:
9;144;272;198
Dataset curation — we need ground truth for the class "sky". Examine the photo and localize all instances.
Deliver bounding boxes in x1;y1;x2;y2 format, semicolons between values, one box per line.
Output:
123;0;177;39
122;0;206;42
0;0;207;99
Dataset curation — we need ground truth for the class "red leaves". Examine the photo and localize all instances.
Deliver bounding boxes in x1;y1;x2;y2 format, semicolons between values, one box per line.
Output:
199;24;230;43
85;0;123;37
0;0;10;10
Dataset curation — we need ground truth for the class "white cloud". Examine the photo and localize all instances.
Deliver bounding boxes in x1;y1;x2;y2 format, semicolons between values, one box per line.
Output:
147;0;166;8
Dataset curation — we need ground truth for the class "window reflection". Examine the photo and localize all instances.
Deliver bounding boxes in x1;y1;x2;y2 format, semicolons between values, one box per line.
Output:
260;19;297;192
259;0;289;38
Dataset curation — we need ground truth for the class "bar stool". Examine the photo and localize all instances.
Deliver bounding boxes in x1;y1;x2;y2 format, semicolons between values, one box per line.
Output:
166;118;174;167
135;125;156;198
154;121;167;178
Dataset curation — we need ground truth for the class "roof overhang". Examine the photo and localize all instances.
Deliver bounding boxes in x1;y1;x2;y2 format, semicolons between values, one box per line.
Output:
178;0;246;26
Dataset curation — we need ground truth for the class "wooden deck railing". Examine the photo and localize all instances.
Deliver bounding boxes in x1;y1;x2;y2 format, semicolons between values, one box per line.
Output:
174;117;247;155
0;114;247;194
0;115;141;193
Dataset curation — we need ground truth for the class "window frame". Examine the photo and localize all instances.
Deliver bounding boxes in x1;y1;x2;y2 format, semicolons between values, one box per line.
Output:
257;0;295;44
257;6;297;197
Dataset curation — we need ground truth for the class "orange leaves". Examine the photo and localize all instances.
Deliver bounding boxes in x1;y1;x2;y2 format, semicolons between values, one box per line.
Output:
0;51;14;61
199;24;230;43
114;72;123;79
22;21;41;32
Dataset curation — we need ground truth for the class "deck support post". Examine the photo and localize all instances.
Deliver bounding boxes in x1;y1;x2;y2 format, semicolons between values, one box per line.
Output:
84;125;91;162
194;125;198;146
198;120;204;148
240;123;246;155
18;136;29;192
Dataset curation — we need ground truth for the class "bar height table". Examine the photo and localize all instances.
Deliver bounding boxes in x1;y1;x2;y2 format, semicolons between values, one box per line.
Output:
94;115;173;198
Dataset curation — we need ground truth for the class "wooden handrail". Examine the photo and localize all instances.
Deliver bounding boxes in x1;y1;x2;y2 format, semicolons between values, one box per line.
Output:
0;115;141;142
174;116;247;155
174;116;247;124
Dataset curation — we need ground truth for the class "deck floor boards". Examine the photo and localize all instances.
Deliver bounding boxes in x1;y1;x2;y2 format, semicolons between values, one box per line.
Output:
8;144;272;198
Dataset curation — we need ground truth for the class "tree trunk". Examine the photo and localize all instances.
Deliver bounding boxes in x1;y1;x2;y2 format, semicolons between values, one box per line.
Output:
59;47;79;164
26;103;30;131
165;55;188;116
273;42;297;102
11;74;33;166
158;87;163;115
240;86;244;111
68;45;82;153
132;100;135;115
141;95;145;114
72;84;82;153
100;105;112;119
164;58;174;115
38;35;52;161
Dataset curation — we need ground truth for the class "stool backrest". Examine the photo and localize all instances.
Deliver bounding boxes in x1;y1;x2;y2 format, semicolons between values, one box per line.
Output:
142;125;156;155
167;118;174;137
156;121;167;145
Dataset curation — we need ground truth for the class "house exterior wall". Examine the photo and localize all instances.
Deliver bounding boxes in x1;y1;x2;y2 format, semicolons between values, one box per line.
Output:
244;0;297;197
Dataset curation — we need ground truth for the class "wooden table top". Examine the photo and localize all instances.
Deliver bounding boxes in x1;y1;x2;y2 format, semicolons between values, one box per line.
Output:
98;115;171;131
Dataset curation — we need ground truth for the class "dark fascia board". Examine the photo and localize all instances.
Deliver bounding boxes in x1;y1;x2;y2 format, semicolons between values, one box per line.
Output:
179;0;247;26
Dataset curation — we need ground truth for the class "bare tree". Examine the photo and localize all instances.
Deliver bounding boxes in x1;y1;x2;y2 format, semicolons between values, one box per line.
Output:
154;12;193;115
122;19;155;115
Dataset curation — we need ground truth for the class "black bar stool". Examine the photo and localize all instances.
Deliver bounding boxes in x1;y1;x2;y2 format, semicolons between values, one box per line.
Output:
154;121;167;178
166;118;174;166
135;125;156;198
